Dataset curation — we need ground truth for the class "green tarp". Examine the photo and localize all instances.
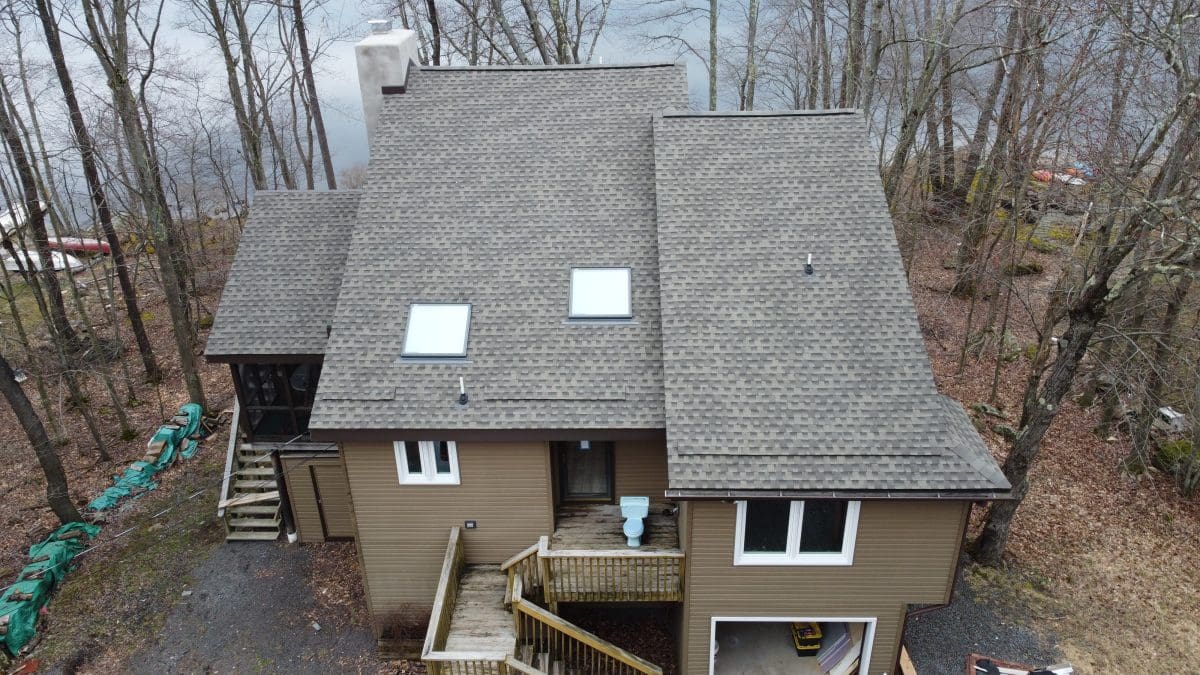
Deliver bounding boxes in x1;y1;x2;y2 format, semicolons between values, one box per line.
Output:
1;404;207;656
0;522;99;655
86;403;204;512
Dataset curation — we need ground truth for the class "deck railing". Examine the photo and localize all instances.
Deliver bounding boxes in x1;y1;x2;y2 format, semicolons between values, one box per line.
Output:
500;542;541;606
510;577;663;675
537;537;685;609
423;527;510;675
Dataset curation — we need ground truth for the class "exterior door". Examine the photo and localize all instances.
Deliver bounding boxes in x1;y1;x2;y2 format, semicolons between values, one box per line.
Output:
559;441;614;502
308;464;354;540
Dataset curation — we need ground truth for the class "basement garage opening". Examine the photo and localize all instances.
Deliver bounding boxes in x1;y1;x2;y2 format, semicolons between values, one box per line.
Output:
711;617;875;675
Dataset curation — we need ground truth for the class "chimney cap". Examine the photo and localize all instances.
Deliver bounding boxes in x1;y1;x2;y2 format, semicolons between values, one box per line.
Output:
368;18;392;34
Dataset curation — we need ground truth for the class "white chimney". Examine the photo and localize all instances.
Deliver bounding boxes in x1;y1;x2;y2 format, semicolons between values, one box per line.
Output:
356;22;419;150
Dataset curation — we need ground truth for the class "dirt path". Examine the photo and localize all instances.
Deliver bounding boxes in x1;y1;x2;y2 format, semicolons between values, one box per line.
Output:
121;542;384;674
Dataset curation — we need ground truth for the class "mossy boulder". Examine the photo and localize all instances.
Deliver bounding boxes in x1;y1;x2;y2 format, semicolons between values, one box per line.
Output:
991;423;1019;441
1004;261;1044;276
1155;440;1197;471
971;402;1006;419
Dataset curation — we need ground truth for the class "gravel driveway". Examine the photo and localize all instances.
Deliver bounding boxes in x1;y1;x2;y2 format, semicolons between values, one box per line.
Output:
123;541;384;674
904;561;1064;675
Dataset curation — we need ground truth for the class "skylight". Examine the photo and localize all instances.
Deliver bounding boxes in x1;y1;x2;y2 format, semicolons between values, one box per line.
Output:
569;268;632;319
402;304;471;358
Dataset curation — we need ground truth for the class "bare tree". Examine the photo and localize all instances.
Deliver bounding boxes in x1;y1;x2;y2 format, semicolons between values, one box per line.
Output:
79;0;208;410
33;0;161;383
0;352;81;524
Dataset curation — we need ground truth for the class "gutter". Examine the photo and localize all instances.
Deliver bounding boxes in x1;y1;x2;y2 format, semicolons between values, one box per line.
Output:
663;488;1013;501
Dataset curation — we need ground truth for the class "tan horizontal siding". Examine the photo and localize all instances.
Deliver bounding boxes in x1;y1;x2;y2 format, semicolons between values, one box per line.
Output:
313;464;355;538
613;439;669;499
683;499;968;674
343;441;554;615
282;455;351;543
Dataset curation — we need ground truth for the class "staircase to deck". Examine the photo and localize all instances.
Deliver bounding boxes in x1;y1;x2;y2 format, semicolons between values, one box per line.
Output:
216;402;282;541
423;527;675;675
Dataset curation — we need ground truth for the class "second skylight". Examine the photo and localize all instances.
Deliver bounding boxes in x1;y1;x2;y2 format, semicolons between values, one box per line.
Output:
570;268;632;319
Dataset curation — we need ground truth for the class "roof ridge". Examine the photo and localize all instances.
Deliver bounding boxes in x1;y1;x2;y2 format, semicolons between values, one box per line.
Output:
418;62;680;72
659;108;861;118
253;189;363;196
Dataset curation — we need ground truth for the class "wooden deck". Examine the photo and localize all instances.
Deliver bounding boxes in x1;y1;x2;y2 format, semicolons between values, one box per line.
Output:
442;566;514;654
550;503;680;552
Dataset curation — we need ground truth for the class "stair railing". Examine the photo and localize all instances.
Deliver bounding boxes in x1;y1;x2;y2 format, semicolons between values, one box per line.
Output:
423;527;510;675
500;541;542;606
216;399;240;521
510;576;663;675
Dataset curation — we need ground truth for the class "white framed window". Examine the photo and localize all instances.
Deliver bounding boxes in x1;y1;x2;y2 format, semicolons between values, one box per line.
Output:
394;441;460;484
734;499;860;566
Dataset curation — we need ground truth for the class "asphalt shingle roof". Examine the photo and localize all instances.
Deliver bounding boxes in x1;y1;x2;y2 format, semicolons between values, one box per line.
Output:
652;111;1010;495
309;65;688;432
209;68;1007;496
206;190;359;358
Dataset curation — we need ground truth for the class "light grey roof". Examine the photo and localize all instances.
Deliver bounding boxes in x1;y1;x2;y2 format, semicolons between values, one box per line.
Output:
309;65;688;432
205;190;359;358
652;112;1010;495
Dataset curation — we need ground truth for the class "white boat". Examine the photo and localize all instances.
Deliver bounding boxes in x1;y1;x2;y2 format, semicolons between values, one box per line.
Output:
1;248;87;273
0;201;48;242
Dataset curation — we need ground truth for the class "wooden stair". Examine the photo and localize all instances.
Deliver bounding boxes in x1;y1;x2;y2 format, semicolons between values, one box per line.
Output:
221;444;282;541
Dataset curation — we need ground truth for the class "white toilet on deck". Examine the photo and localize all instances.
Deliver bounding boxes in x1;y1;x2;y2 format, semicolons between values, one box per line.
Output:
620;496;650;548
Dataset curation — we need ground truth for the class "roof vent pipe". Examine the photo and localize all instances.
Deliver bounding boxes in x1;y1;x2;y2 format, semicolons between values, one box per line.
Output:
804;253;814;276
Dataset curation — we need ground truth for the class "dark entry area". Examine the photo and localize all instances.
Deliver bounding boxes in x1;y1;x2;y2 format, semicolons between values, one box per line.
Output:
555;441;615;503
231;362;322;441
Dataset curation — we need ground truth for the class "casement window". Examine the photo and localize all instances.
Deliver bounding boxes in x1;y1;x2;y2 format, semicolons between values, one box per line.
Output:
734;500;860;566
394;441;460;485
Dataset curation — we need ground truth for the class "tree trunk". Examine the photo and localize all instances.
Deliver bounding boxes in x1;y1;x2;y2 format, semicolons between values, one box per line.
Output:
840;0;869;106
81;0;207;411
519;0;553;63
0;88;77;347
954;6;1017;199
35;0;161;382
290;0;337;189
708;0;718;110
976;301;1101;564
201;0;266;191
424;0;443;64
0;353;82;524
741;0;760;110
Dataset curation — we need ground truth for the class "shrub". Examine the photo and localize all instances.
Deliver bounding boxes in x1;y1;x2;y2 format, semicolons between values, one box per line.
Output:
1155;440;1200;497
376;603;431;641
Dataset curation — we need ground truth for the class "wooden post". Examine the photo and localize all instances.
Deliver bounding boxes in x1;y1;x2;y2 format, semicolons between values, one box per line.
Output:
537;536;554;614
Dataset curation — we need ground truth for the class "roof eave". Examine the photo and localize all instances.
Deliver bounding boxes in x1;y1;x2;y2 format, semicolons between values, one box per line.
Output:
663;488;1013;501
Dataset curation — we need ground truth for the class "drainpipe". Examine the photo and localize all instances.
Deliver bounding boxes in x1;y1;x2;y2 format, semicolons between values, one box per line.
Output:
271;448;298;542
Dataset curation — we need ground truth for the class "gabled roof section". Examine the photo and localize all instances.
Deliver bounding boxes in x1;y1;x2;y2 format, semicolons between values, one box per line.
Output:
310;64;687;433
206;190;359;360
652;111;1010;497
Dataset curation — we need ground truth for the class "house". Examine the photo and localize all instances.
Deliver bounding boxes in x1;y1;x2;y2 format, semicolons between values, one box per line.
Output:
205;24;1011;675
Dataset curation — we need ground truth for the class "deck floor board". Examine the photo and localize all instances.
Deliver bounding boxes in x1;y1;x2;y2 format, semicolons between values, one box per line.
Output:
550;503;680;552
443;566;514;654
